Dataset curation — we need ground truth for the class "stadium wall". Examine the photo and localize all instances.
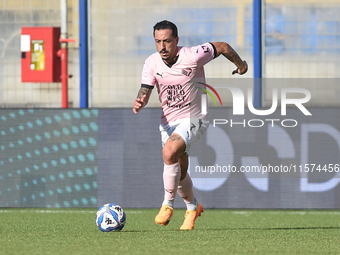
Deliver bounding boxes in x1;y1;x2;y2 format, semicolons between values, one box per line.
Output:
0;0;339;107
1;108;339;209
0;0;80;107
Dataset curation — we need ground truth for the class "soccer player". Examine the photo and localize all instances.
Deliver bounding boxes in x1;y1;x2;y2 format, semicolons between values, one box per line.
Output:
133;20;247;230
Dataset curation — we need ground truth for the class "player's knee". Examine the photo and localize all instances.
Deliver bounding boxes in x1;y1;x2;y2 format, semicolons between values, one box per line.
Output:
162;147;178;164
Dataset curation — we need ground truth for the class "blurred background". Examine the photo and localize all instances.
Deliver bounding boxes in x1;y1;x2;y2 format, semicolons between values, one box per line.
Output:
0;0;339;108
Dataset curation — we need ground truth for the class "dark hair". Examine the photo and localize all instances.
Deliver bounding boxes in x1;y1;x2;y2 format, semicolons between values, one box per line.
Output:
153;20;178;38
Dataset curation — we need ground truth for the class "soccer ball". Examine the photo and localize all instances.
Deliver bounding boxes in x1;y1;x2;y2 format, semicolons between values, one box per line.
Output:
95;203;126;232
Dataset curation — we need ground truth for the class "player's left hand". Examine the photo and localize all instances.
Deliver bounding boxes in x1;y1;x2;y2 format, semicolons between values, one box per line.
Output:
232;60;248;75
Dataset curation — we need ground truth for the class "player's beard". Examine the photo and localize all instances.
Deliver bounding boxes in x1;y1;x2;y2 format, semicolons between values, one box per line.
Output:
160;50;169;58
162;55;170;62
160;51;175;65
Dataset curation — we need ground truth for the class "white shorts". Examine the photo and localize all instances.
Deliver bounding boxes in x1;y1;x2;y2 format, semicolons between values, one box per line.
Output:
159;118;209;154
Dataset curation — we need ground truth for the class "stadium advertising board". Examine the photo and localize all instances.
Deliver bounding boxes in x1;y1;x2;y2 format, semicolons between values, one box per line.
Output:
1;96;339;208
99;108;340;209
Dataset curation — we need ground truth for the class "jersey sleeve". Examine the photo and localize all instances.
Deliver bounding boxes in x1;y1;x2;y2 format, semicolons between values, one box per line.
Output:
141;56;156;87
192;42;216;68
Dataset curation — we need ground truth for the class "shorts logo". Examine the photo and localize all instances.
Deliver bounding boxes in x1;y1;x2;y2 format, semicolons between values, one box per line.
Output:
197;82;222;106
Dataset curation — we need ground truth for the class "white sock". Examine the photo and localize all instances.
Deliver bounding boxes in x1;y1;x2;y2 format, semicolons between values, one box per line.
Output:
162;198;174;208
186;197;197;211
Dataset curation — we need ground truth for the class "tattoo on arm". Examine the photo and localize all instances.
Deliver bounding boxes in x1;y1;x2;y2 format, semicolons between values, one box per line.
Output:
222;44;244;69
137;87;150;100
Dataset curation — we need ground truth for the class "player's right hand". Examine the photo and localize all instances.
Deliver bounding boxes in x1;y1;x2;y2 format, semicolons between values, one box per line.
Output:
133;95;147;114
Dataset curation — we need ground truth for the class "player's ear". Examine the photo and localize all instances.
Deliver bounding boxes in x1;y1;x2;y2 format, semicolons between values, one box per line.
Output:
175;37;179;44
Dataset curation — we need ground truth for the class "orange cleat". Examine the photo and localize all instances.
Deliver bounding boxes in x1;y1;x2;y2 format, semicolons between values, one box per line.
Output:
180;203;203;230
155;204;174;226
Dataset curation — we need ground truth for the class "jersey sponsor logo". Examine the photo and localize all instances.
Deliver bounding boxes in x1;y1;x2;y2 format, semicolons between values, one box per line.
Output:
166;102;191;108
181;68;192;76
165;84;191;109
166;84;186;102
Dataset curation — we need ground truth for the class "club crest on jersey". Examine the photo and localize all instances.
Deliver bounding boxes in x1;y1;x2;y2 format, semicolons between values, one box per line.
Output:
181;68;192;76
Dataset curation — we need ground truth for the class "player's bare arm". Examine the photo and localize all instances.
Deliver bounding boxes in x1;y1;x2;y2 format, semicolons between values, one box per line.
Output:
133;86;152;114
211;42;248;75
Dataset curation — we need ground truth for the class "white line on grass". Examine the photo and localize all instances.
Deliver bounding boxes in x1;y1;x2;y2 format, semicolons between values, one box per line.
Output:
1;209;338;215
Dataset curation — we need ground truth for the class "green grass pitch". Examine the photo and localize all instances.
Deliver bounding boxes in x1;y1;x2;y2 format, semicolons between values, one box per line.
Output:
1;208;339;255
